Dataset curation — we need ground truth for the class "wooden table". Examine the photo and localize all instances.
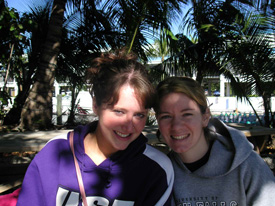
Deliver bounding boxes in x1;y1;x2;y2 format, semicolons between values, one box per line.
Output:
1;124;274;153
226;123;275;153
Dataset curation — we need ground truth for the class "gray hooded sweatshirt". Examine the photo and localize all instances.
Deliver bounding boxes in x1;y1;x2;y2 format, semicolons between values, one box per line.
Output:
170;118;275;206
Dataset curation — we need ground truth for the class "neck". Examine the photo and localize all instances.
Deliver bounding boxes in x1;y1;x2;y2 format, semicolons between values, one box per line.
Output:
84;133;109;166
179;136;209;163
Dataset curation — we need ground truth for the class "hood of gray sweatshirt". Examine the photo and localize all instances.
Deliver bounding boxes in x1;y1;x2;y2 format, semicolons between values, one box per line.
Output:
170;118;275;206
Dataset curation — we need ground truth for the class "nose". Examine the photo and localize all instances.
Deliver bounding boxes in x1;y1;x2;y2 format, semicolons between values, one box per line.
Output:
121;115;135;133
171;116;182;131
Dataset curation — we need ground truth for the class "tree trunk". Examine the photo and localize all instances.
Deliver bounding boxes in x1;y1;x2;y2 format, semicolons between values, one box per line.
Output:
19;0;66;130
3;44;14;91
263;93;271;127
3;82;31;125
66;86;79;126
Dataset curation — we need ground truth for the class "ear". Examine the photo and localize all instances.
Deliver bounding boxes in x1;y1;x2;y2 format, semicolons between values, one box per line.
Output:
202;107;211;128
92;97;99;116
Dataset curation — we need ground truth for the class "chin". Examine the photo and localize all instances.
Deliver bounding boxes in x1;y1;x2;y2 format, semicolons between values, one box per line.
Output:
115;143;131;151
172;146;189;154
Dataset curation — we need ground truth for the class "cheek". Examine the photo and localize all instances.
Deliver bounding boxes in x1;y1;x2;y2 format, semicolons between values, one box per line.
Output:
103;114;146;133
100;113;121;128
133;118;147;132
157;120;169;134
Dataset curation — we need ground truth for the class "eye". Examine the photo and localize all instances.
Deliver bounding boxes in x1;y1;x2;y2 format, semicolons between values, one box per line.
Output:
159;115;171;120
135;113;146;119
183;113;192;117
113;110;124;115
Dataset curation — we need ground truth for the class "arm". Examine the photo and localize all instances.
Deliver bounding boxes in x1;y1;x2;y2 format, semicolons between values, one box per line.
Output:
143;145;174;206
17;160;46;205
244;152;275;206
154;166;174;206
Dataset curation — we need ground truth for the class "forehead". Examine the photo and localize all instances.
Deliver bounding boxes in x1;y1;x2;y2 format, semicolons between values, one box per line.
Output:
119;84;134;94
114;84;145;109
160;92;199;110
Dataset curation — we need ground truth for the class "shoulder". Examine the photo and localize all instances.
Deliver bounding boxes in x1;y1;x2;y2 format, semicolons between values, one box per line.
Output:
242;152;275;204
143;144;174;188
34;133;70;161
143;144;173;172
46;133;68;144
244;151;274;173
42;133;69;151
240;151;275;184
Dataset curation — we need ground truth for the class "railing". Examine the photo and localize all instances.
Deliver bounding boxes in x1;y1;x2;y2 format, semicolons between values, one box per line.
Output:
213;112;269;126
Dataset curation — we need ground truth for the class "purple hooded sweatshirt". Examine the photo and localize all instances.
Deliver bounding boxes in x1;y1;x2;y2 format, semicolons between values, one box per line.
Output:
17;122;174;206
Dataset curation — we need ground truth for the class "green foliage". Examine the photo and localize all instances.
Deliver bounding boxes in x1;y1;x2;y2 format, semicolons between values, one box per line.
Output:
0;6;26;66
225;12;275;127
0;90;11;120
0;90;11;105
102;0;182;61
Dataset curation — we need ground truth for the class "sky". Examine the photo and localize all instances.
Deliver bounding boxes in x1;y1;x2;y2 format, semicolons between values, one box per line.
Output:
6;0;52;11
6;0;33;13
6;0;186;35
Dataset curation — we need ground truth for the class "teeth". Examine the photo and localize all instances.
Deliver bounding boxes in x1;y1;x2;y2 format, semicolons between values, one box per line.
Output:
116;131;130;138
171;134;189;140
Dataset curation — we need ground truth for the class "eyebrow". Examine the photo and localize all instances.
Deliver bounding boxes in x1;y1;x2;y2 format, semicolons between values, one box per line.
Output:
159;108;195;114
158;111;170;115
113;106;148;113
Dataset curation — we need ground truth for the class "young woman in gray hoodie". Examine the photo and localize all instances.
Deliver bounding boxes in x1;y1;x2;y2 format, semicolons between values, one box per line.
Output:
154;76;275;206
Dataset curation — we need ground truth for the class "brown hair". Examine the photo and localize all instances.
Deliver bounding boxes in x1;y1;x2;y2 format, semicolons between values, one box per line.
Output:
154;76;209;115
87;49;155;109
154;76;211;139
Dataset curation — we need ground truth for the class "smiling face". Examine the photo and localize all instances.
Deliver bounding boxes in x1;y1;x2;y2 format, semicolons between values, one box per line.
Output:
157;92;210;162
93;84;148;157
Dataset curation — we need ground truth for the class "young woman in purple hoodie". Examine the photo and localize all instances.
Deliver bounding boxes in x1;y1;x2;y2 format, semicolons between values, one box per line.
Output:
16;49;174;206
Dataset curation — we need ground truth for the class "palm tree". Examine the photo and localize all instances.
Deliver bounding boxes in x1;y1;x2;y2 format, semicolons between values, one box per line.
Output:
225;11;275;127
4;2;52;125
105;0;183;61
147;29;178;62
55;0;121;126
20;0;68;130
145;29;179;84
56;37;87;126
160;0;255;84
176;0;275;127
19;0;185;130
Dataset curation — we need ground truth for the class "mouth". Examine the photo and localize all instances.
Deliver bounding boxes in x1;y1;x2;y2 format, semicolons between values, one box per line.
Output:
171;134;189;140
115;131;131;138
